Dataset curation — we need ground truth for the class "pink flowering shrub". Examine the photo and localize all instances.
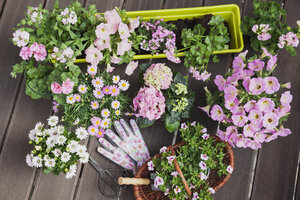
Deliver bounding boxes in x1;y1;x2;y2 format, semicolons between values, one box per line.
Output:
133;86;165;122
143;63;173;90
200;49;292;149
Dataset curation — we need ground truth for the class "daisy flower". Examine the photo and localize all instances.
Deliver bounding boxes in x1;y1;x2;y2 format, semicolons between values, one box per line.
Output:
88;125;99;136
90;101;99;109
115;110;121;116
78;84;87;94
112;75;120;84
87;65;97;76
32;156;43;167
102;86;110;95
101;109;110;118
96;128;105;138
44;158;56;168
91;116;101;127
75;127;88;140
118;80;130;91
61;152;71;163
79;152;89;163
29;130;37;141
92;77;104;88
110;85;120;96
74;94;81;102
111;100;120;109
67;140;79;153
52;149;61;157
76;145;87;157
66;95;76;104
35;122;43;131
47;116;59;126
93;88;104;99
26;154;34;167
101;118;110;129
46;137;56;148
66;164;77;179
56;125;65;134
56;135;67;145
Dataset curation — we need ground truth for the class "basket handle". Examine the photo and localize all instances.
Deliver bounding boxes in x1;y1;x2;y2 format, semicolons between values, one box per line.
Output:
174;158;192;196
118;177;150;185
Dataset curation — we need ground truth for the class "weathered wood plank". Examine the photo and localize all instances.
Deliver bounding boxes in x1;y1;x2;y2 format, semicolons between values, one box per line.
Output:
86;0;124;12
204;0;243;7
251;0;300;199
164;0;204;8
123;0;163;11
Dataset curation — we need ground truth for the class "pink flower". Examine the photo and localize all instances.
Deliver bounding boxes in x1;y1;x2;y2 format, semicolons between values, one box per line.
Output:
159;146;167;153
257;32;271;41
224;85;237;101
199;161;207;170
166;156;175;165
243;124;254;138
248;109;263;124
249;77;266;95
104;9;122;34
243;77;251;92
201;154;209;161
247;140;261;149
91;116;102;127
231;106;246;115
210;105;224;122
51;82;62;94
202;133;209;139
252;24;259;33
232;56;245;72
236;136;248;148
244;100;257;112
181;123;188;130
92;77;104;89
248;59;265;71
147;160;154;171
93;88;104;99
102;86;110;95
199;172;207;180
125;61;138;75
117;39;132;55
85;45;103;66
171;171;179;177
110;54;121;64
254;132;267;143
264;77;280;94
94;38;111;51
106;64;115;73
19;46;33;60
118;22;130;39
227;166;233;173
257;98;275;113
129;17;140;32
90;101;99;109
52;101;59;113
214;75;226;91
109;85;120;96
61;79;74;94
286;32;299;47
276;128;291;137
31;42;47;61
96;128;106;138
95;23;110;39
266;55;277;71
199;71;211;81
262;47;273;57
225;98;239;111
87;65;97;76
281;82;291;89
174;185;181;194
143;63;173;90
232;115;248;127
101;109;110;118
263;113;279;129
74;94;81;102
198;105;211;116
280;91;293;106
88;125;99;136
278;105;291;117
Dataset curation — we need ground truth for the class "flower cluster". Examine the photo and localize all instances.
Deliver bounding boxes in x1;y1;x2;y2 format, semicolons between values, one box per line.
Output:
189;67;211;81
19;42;47;61
26;116;89;179
278;32;299;49
252;24;271;41
143;63;173;90
27;7;44;23
60;8;78;25
200;49;292;149
133;86;165;121
139;19;180;63
51;47;75;63
51;78;74;94
12;29;30;47
151;122;231;200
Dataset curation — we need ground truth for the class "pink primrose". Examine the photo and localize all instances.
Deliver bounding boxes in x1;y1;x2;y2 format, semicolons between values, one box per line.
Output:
232;115;248;127
224;85;237;101
262;113;279;130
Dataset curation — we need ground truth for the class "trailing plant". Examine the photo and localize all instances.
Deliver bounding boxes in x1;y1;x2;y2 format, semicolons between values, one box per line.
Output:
241;0;299;56
149;122;232;200
181;15;230;81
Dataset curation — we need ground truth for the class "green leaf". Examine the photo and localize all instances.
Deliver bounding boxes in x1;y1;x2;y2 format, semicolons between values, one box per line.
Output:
136;117;155;128
165;116;180;133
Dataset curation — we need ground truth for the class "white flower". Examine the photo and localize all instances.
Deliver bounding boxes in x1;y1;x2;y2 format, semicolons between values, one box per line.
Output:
192;192;199;200
12;29;30;47
26;154;34;167
75;127;88;140
73;118;80;125
47;116;59;126
61;152;71;163
35;122;44;131
76;145;87;157
100;118;110;129
227;165;233;173
32;156;43;167
115;110;121;116
35;146;41;151
29;130;37;141
78;84;87;94
43;129;50;136
44;158;56;168
111;100;120;109
56;135;67;145
46;137;56;148
52;149;61;157
118;80;130;91
199;172;207;180
201;154;209;161
147;161;154;171
56;125;65;134
66;164;77;179
79;152;89;163
66;95;76;104
208;188;215;194
36;130;43;137
49;127;60;138
112;75;120;84
67;140;79;153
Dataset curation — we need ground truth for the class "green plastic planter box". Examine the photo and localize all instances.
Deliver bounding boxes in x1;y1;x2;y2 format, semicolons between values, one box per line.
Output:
75;4;243;63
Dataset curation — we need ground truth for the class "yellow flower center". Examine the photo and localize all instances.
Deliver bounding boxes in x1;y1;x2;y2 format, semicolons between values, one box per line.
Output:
97;91;101;95
104;122;108;126
91;128;95;132
96;121;100;124
81;87;85;91
98;131;103;136
112;89;116;93
122;83;126;87
91;68;95;72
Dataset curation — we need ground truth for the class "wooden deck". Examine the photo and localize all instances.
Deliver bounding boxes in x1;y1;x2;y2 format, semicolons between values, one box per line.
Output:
0;0;299;199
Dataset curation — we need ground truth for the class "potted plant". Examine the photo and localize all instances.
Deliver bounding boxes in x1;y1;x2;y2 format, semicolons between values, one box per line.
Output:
133;122;234;200
199;48;292;149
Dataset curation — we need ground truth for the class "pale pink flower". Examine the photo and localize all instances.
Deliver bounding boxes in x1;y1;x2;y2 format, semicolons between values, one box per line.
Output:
174;186;181;194
199;161;207;170
104;9;122;34
286;32;299;47
90;101;99;109
224;85;237;101
106;64;115;73
125;61;138;75
31;43;47;61
95;23;110;39
51;82;62;94
244;100;257;112
88;125;99;136
61;79;74;94
198;105;211;116
257;32;271;41
201;154;209;161
278;105;291;117
236;136;248;148
264;77;280;94
281;82;291;89
87;65;97;76
263;113;279;129
243;124;254;138
109;85;120;96
232;115;248;127
93;88;104;99
214;75;226;91
166;156;175;165
243;77;251;92
19;46;33;60
91;116;102;127
210;105;224;122
143;63;173;90
94;38;111;51
159;146;167;153
74;94;81;102
118;22;130;39
248;59;265;71
280;91;293;106
199;71;211;81
129;17;140;32
276;128;291;137
117;39;132;55
266;55;277;71
232;56;245;72
181;123;188;130
257;98;275;113
249;77;266;95
225;98;239;111
254;132;267;143
202;133;209;139
248;109;263;124
85;45;103;66
252;24;259;33
92;77;104;88
199;172;207;180
247;140;261;149
171;171;179;177
110;54;121;64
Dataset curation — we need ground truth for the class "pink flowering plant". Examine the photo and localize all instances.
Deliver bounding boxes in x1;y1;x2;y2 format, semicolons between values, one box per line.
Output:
200;49;292;149
150;122;230;200
241;0;300;56
11;1;99;99
52;69;130;138
26;115;89;179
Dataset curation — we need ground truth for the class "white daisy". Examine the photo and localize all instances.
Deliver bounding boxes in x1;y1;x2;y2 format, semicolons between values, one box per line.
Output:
49;127;60;138
75;127;88;140
76;145;87;157
47;116;59;126
61;152;71;163
66;164;77;179
92;77;104;88
73;118;80;125
112;75;120;84
115;110;121;116
44;158;56;168
36;130;43;137
26;154;34;167
100;118;111;129
67;140;79;153
111;100;120;109
52;149;61;157
118;80;130;91
32;156;43;168
34;122;44;131
29;129;37;141
79;152;89;164
56;135;67;145
66;95;76;104
78;84;87;94
56;125;65;134
43;129;50;137
46;137;56;148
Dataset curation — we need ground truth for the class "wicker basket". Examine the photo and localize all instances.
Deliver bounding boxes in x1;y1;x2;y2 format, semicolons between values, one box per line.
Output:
133;135;235;200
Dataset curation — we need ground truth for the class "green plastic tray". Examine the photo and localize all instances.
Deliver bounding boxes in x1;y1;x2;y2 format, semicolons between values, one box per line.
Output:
75;4;244;63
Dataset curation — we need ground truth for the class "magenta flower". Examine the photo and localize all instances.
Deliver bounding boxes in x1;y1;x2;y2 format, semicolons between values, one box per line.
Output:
254;132;267;143
242;77;251;92
166;156;175;165
280;91;293;106
30;42;47;61
210;105;224;122
201;154;209;161
264;77;280;94
159;146;167;153
171;171;179;177
85;45;103;66
109;85;120;96
19;46;33;60
96;128;106;138
147;161;154;171
232;115;248;127
249;77;266;95
257;98;275;113
51;82;62;94
61;78;74;94
91;116;102;127
125;61;138;76
263;113;279;129
248;109;263;124
214;75;226;91
52;101;59;113
199;161;207;170
248;59;265;71
90;101;99;109
244;100;257;112
93;88;104;99
224;85;237;101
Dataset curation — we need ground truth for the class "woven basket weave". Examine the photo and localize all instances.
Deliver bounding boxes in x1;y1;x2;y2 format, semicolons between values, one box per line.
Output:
133;135;235;200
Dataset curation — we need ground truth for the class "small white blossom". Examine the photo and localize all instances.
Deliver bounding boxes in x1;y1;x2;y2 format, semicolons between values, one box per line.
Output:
26;154;34;167
56;135;67;145
61;152;71;163
32;156;43;167
112;75;120;84
75;127;88;140
66;164;77;179
79;152;89;163
35;122;44;131
29;130;37;141
44;158;56;168
67;140;79;153
56;125;65;134
46;137;56;148
52;149;61;157
47;116;59;126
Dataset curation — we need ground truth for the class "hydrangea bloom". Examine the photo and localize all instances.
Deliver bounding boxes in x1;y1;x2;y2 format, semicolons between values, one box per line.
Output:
143;63;173;90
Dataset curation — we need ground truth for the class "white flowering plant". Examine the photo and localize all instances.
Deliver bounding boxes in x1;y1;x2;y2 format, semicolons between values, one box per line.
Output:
26;116;89;179
241;0;299;56
53;68;130;138
149;122;231;200
11;1;99;99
